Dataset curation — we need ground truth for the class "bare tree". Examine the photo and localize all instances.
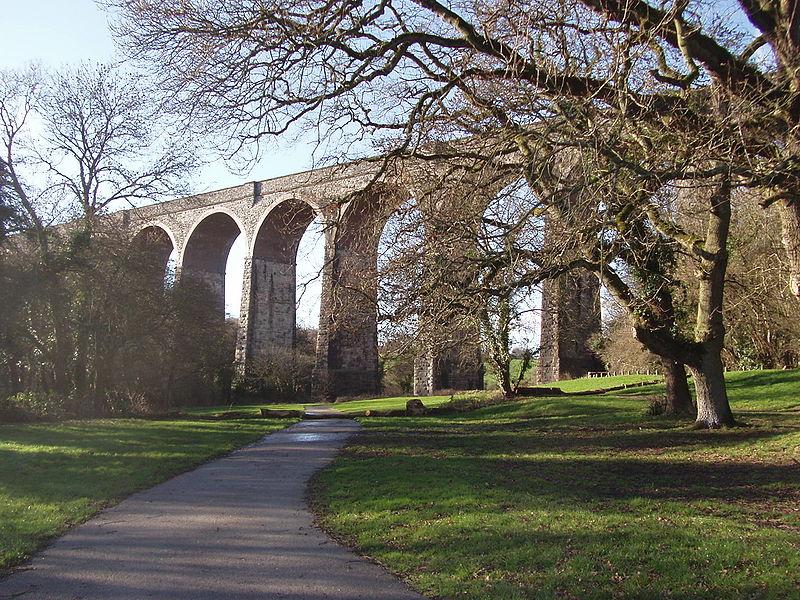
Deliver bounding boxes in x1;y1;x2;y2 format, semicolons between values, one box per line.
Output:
594;306;661;375
0;158;25;238
716;192;799;368
0;64;199;414
473;181;541;395
40;64;197;222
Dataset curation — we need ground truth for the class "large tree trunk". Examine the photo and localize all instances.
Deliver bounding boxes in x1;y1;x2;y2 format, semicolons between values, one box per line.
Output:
687;347;735;428
497;361;513;397
778;198;800;301
691;174;736;428
661;358;694;415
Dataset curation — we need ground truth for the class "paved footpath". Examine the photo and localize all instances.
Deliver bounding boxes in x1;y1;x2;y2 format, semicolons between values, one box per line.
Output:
0;416;427;600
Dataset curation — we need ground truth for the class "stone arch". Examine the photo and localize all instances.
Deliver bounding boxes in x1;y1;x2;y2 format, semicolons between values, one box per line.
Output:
131;223;177;288
182;210;247;316
239;198;319;365
251;198;319;262
408;178;495;396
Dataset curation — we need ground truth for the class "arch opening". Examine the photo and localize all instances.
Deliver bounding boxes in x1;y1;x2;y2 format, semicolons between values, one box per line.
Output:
131;225;175;288
245;199;318;367
225;234;245;318
376;196;425;396
376;185;491;397
478;179;543;392
182;212;244;318
296;215;325;331
313;186;404;399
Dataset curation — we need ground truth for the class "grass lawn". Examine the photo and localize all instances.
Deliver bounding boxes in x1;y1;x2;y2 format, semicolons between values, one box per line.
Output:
183;402;309;416
311;369;800;599
183;394;456;417
0;416;294;576
332;395;454;414
183;375;662;419
542;373;663;393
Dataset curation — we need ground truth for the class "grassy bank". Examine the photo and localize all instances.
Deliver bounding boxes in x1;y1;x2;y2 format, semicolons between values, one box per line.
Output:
0;417;293;575
545;373;662;393
311;370;800;599
183;394;457;417
183;375;662;419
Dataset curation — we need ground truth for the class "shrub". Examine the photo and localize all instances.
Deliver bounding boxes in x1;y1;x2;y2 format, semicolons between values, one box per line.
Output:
234;347;316;401
645;396;667;416
0;391;70;422
104;389;157;416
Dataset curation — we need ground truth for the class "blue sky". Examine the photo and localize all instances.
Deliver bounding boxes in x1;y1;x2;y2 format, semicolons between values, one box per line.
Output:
1;0;319;189
2;1;116;67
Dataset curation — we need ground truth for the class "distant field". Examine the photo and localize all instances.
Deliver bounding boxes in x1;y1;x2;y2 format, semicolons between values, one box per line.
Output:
183;395;456;417
185;374;663;419
331;394;455;414
312;369;800;599
484;358;538;390
540;373;662;393
183;402;307;416
0;417;293;575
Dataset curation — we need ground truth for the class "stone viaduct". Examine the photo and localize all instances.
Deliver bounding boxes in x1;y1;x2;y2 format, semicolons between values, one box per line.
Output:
122;158;601;400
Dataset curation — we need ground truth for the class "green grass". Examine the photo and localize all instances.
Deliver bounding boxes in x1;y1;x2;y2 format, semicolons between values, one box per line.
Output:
183;395;456;417
185;374;663;419
183;402;308;416
616;369;800;419
311;369;800;599
0;416;293;575
542;373;662;393
331;395;454;414
706;369;800;411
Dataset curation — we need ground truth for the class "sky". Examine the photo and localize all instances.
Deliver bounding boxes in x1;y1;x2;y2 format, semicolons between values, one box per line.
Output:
1;0;319;188
1;0;324;323
2;1;115;67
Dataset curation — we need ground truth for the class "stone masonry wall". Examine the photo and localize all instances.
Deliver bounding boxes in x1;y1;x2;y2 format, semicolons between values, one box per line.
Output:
538;269;604;383
125;162;383;400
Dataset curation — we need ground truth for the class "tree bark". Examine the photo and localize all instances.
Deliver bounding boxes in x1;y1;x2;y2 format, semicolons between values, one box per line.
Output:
498;360;513;397
688;348;735;428
690;174;736;428
661;358;693;415
778;198;800;301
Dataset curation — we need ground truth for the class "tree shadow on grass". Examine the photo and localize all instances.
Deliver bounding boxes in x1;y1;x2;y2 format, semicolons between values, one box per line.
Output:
357;413;793;457
319;437;800;599
344;411;800;508
346;451;800;507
